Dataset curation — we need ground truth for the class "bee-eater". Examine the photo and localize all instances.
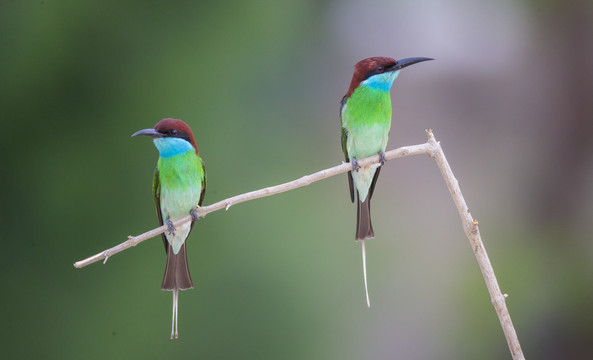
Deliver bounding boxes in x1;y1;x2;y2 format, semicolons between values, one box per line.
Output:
132;118;206;339
340;56;433;307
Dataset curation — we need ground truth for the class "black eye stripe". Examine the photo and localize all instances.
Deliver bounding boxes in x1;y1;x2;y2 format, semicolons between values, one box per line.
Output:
164;129;190;143
179;132;191;143
363;67;388;80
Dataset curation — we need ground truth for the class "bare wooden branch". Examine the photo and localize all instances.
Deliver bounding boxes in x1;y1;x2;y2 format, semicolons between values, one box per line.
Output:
73;141;431;269
73;130;524;359
425;130;525;359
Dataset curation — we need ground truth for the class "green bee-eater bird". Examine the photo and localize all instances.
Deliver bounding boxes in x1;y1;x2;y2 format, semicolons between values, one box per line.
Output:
132;118;206;339
340;56;433;307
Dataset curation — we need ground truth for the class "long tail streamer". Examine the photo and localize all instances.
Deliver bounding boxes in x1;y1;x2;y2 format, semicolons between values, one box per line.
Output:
362;239;370;308
171;289;179;339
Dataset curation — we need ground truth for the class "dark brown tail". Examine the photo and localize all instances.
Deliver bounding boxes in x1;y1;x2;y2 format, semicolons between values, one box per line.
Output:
161;242;193;290
356;197;374;241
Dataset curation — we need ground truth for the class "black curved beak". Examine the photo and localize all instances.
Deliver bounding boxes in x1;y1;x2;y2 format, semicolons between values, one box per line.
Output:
131;128;162;138
387;57;434;71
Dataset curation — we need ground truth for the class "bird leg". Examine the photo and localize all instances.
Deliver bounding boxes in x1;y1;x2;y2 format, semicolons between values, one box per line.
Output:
165;217;176;236
351;157;361;172
190;208;200;223
378;151;386;166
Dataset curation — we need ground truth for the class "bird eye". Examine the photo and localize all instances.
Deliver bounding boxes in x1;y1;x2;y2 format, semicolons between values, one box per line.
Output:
170;129;178;136
376;65;384;73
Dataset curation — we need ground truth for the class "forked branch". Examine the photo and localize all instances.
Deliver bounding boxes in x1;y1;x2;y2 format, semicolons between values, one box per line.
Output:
73;130;524;360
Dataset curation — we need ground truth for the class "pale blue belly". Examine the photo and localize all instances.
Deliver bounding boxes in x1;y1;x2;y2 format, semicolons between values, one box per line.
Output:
347;124;388;202
160;186;200;254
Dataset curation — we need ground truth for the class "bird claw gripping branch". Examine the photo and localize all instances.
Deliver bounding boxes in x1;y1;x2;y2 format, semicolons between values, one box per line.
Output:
351;157;361;172
378;151;387;166
165;218;176;236
190;209;200;223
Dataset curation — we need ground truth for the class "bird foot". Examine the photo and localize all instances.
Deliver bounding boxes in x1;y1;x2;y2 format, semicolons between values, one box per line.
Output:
190;208;200;223
351;157;361;172
378;151;386;166
165;218;176;236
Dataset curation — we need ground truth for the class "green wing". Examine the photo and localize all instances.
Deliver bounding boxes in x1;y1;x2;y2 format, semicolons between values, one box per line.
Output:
198;157;206;206
340;97;355;203
152;168;169;252
183;157;205;239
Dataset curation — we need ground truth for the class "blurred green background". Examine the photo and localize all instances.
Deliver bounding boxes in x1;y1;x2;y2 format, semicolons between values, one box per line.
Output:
2;0;593;359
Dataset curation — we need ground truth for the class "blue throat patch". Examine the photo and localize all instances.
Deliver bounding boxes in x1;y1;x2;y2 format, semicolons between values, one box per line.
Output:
361;70;400;92
153;137;195;158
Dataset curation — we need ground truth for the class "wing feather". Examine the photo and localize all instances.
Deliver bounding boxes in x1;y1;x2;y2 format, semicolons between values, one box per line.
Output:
152;168;169;253
340;97;355;203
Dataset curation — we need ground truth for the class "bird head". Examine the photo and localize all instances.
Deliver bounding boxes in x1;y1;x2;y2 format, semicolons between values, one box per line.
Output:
344;56;433;97
132;118;199;158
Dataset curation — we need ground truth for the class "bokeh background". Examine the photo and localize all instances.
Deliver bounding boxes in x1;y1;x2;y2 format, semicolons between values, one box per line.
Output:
2;0;592;359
